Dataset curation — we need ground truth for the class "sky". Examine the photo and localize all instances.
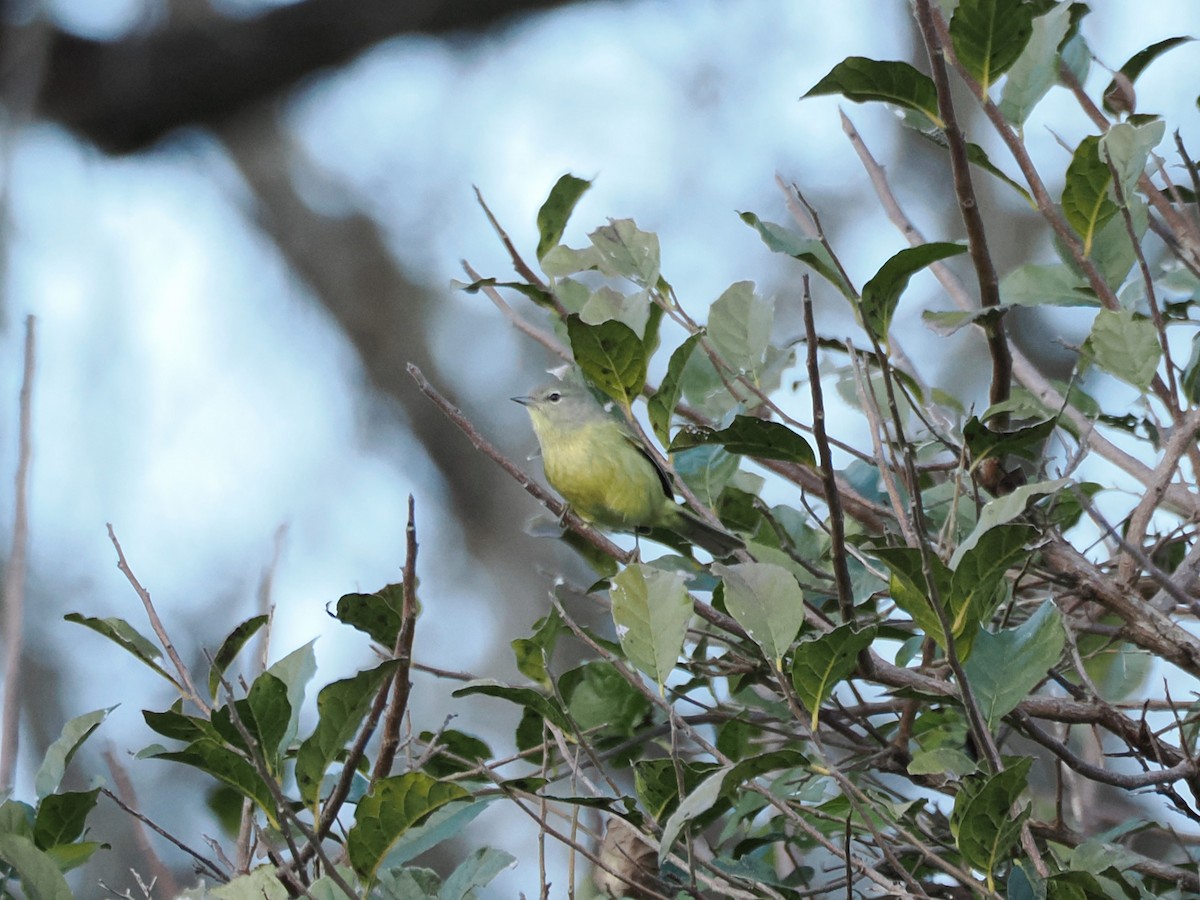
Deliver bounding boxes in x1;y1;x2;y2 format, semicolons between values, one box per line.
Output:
3;0;1200;894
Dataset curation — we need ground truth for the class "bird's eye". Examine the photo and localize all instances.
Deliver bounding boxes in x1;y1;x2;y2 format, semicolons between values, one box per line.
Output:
547;391;562;402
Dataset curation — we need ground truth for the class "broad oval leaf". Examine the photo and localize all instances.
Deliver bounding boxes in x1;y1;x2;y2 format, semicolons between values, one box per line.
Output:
669;416;814;465
949;0;1036;94
713;562;806;668
1061;135;1118;255
804;57;942;127
610;564;692;688
861;243;967;341
347;772;472;882
566;314;648;406
536;173;591;260
964;601;1065;729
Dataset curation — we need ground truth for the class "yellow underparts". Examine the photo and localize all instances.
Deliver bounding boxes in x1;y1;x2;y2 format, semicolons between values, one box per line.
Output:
534;418;670;529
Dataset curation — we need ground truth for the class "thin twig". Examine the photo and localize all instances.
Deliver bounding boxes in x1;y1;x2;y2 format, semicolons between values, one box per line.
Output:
372;495;420;779
103;747;186;894
100;786;228;883
801;278;855;625
0;315;34;791
106;525;210;714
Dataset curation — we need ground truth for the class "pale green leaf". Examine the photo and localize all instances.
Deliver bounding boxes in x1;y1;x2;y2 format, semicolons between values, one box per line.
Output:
1099;119;1166;200
999;263;1096;307
998;2;1073;126
588;219;661;288
1085;308;1161;389
610;564;693;688
707;281;773;377
713;562;806;668
580;286;651;337
34;707;114;799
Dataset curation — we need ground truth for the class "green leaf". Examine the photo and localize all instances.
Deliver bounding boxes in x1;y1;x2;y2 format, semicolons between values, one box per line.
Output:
454;277;555;310
561;661;651;737
738;212;855;298
149;739;278;824
373;799;490;868
998;2;1073;125
536;174;591;260
908;747;979;777
374;866;442;897
1099;119;1166;200
1061;135;1118;254
63;614;174;685
42;841;104;874
669;416;814;466
861;243;967;340
440;847;518;900
707;281;773;378
32;790;99;851
949;524;1038;654
263;640;317;757
964;142;1033;203
1104;36;1195;114
34;707;113;800
244;672;291;767
295;659;402;807
334;583;406;647
565;315;648;406
999;263;1097;307
1085;192;1148;287
510;611;564;688
635;759;724;821
790;624;876;728
208;615;268;703
673;444;740;507
452;680;573;733
713;562;806;668
347;772;472;882
872;547;954;649
963;417;1057;463
0;834;74;900
951;757;1032;884
953;478;1071;563
580;286;651;337
417;729;492;779
143;706;219;744
587;219;661;288
610;564;692;688
950;0;1036;94
647;333;702;446
804;57;942;126
1084;309;1161;390
922;306;1011;337
658;765;732;862
965;601;1065;729
539;244;602;278
212;868;290;899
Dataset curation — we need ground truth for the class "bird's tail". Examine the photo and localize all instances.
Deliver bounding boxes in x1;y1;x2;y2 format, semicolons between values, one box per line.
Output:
667;508;744;557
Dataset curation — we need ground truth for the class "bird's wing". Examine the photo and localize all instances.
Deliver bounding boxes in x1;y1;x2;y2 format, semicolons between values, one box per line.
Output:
624;433;673;499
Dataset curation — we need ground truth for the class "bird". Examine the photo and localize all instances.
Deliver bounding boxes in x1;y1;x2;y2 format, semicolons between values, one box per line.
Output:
513;381;743;556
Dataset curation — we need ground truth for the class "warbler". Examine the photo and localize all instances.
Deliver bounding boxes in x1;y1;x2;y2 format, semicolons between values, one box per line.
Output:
514;381;743;556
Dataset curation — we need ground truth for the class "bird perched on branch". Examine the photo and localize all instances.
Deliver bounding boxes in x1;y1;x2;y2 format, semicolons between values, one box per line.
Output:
514;380;743;557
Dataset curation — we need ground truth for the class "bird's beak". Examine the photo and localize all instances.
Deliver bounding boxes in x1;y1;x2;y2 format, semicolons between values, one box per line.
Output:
511;396;533;406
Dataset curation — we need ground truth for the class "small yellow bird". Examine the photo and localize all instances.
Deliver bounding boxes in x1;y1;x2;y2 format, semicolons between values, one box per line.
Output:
514;382;743;556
